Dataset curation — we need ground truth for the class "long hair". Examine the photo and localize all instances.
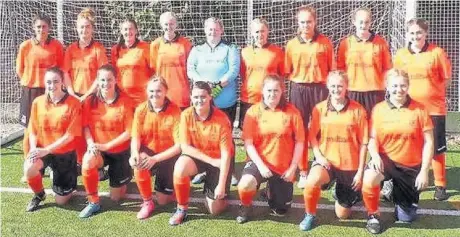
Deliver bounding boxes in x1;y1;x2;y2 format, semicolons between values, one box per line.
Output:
114;17;139;59
384;68;410;100
296;5;318;33
90;64;120;108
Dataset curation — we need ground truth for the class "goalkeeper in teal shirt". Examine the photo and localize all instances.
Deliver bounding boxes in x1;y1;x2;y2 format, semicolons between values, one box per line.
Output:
187;17;240;185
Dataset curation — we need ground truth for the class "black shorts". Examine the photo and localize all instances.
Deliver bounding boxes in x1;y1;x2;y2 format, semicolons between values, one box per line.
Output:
289;82;328;128
312;162;361;208
101;149;132;188
141;147;177;195
348;90;384;117
19;86;45;126
431;116;447;155
238;101;253;129
220;104;237;125
41;151;78;196
370;155;421;208
241;161;293;210
186;155;234;200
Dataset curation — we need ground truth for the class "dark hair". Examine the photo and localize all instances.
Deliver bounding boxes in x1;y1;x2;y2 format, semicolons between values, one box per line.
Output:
91;64;120;108
262;74;287;108
114;18;139;58
45;66;64;81
32;13;52;28
406;18;429;32
191;81;212;95
297;6;318;33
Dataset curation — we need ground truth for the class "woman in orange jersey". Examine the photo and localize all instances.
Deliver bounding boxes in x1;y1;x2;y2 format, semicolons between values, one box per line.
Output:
362;69;434;234
17;13;65;161
299;71;368;231
23;67;81;212
394;18;452;201
63;8;108;102
285;6;334;189
337;8;392;116
150;11;192;109
63;8;109;172
111;18;152;106
236;75;305;224
79;64;134;218
129;76;181;220
168;81;234;226
239;18;285;128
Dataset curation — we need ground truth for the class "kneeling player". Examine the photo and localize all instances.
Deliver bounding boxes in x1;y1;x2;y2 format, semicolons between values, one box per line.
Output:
362;69;433;234
79;65;134;218
130;76;181;220
24;67;81;211
299;71;368;231
168;81;234;226
236;75;305;224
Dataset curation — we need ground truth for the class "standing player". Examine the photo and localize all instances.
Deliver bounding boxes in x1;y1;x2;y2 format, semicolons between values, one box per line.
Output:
79;65;134;218
63;8;108;171
236;75;305;224
130;76;181;220
111;18;152;106
337;8;392;116
394;18;452;201
299;71;368;231
150;12;192;109
239;18;285;128
16;13;65;157
187;17;240;185
285;6;334;188
63;8;108;102
362;69;433;234
168;81;234;226
23;67;81;212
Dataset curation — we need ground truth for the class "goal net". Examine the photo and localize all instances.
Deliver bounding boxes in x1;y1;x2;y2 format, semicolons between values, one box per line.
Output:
1;0;459;145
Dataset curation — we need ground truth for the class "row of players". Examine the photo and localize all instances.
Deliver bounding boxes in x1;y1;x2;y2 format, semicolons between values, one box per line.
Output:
17;6;451;234
25;65;433;235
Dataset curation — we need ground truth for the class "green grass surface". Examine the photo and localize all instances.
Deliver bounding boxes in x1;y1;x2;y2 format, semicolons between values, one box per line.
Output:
1;140;460;237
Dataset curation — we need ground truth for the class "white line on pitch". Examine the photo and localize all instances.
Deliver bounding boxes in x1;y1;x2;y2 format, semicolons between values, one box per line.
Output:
1;187;459;217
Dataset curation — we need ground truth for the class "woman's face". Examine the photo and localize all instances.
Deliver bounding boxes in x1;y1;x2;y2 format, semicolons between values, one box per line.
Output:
191;86;211;111
120;21;137;43
160;16;177;34
147;81;167;104
262;79;282;107
353;10;372;34
97;70;116;94
33;20;50;41
44;71;63;94
205;21;223;43
327;75;348;100
77;18;93;42
407;23;427;46
387;76;409;101
297;11;316;35
251;22;268;46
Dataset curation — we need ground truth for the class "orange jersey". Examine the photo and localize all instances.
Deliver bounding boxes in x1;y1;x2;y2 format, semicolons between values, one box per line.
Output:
63;40;108;94
111;40;152;106
240;44;285;104
132;99;181;153
150;35;192;108
309;99;368;171
371;98;433;167
337;33;392;91
243;102;305;175
28;93;82;154
285;33;334;84
16;37;65;88
179;107;234;159
394;43;452;115
82;92;134;153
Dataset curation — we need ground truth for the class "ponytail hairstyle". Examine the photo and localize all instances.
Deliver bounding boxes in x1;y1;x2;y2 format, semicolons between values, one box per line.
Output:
325;70;349;116
296;5;318;34
384;68;410;100
250;18;269;45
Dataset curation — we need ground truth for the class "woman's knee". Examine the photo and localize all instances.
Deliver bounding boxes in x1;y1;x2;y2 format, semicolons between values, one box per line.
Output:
237;175;257;191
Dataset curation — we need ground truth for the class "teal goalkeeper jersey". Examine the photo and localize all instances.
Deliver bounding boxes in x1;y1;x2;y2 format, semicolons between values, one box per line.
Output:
187;40;240;108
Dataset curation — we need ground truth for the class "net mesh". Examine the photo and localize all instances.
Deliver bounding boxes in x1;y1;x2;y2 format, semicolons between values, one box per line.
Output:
1;0;459;147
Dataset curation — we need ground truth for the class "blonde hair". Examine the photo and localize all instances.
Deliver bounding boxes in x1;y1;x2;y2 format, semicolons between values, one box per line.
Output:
251;18;269;31
77;8;95;26
159;11;177;25
327;70;349;85
385;68;410;86
297;5;317;21
352;7;372;22
204;17;224;31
